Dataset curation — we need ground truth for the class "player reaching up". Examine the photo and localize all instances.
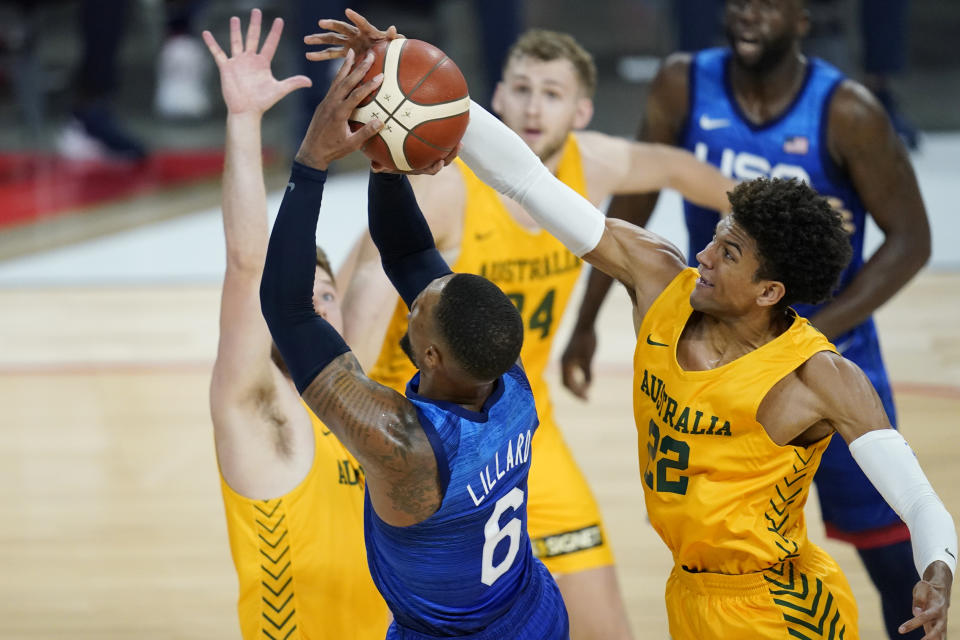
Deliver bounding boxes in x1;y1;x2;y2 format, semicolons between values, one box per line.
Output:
306;12;735;638
456;100;955;639
563;3;933;634
259;46;569;639
203;10;389;639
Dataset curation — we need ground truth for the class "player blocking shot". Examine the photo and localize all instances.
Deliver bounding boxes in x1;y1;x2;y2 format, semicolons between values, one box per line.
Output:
456;102;956;639
202;11;390;639
308;12;739;639
259;47;569;639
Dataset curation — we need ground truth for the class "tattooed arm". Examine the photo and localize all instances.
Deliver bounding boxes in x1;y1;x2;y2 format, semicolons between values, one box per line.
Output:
302;354;440;525
260;50;441;526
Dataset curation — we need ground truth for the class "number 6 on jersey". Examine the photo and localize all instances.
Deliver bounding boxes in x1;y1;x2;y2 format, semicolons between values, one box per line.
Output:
481;487;525;585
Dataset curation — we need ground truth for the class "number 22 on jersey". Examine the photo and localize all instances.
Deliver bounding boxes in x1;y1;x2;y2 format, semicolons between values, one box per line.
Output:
644;420;690;495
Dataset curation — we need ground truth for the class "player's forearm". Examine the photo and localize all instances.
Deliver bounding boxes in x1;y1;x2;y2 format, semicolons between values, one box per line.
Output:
222;112;270;272
260;162;350;392
850;429;958;579
367;172;451;308
459;101;606;258
809;230;929;338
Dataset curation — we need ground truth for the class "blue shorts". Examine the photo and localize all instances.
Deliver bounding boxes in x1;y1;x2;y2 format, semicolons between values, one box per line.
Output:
811;318;906;541
386;559;569;640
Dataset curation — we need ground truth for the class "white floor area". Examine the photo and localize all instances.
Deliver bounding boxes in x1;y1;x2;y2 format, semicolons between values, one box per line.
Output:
0;132;958;286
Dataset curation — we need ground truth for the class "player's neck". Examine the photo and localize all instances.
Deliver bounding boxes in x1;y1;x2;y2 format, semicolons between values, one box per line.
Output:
692;308;791;361
417;372;496;413
729;48;807;118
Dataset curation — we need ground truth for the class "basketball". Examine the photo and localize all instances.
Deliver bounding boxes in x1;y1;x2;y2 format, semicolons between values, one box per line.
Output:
349;39;470;172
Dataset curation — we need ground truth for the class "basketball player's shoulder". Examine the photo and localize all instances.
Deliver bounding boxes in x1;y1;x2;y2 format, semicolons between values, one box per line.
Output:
645;52;694;131
792;350;876;413
574;130;631;185
825;78;892;145
652;52;694;92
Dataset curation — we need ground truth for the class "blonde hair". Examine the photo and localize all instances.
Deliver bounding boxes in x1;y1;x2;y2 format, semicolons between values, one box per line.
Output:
316;246;334;285
505;29;597;97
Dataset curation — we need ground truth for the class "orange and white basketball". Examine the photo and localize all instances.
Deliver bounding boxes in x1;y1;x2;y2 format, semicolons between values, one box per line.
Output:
350;39;470;172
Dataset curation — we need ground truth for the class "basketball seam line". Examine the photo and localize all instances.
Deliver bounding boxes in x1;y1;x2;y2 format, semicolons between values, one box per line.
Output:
393;50;452;115
366;44;467;159
377;97;469;131
369;113;456;154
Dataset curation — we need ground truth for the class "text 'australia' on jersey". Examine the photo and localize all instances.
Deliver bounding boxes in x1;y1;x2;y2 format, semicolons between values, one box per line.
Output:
363;365;549;636
634;269;838;574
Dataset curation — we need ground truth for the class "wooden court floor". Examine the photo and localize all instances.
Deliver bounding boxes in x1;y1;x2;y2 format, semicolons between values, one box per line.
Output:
1;271;957;638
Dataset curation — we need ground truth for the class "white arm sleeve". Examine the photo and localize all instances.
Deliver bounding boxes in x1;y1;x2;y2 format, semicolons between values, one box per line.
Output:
849;429;957;577
459;101;606;257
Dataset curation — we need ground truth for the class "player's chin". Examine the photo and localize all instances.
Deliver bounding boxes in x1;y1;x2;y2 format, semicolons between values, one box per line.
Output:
689;288;713;312
730;41;766;68
534;136;565;162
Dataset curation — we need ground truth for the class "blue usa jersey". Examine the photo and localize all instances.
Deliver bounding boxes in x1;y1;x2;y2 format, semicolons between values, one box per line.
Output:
681;48;902;535
364;364;568;639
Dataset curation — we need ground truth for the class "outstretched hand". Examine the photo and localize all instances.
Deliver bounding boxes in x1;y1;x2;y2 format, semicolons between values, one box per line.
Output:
295;49;384;171
304;8;402;61
202;9;311;116
898;562;951;639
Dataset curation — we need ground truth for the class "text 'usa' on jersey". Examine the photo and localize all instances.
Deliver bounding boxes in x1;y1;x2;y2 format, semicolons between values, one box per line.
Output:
363;364;553;637
681;48;868;316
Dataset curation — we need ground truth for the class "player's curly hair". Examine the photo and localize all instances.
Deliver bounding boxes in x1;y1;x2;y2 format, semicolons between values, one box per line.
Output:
434;274;523;381
506;29;597;97
728;178;851;308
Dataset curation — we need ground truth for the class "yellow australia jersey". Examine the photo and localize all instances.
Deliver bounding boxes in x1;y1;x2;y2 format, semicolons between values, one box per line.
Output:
369;134;588;425
634;268;837;574
220;405;389;640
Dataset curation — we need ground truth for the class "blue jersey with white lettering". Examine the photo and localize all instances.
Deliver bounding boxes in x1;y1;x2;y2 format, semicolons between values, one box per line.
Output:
364;364;569;638
681;48;902;535
682;48;867;293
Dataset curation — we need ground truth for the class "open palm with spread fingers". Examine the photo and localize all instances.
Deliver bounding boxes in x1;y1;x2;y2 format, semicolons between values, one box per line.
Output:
202;9;311;116
304;8;402;61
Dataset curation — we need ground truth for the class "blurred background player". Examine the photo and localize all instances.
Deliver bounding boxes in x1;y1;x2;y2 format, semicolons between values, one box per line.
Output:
458;99;956;640
259;46;570;639
310;14;735;640
561;1;932;637
670;0;918;147
203;11;389;638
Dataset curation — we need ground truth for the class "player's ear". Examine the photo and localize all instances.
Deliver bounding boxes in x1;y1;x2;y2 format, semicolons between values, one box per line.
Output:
572;96;593;130
756;280;786;309
422;343;441;370
490;82;506;116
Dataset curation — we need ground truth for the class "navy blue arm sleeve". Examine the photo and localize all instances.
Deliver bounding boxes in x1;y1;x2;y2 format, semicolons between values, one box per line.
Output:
260;162;350;394
367;172;452;308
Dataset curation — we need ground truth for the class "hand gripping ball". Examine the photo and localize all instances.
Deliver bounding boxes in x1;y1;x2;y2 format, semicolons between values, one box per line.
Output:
350;39;470;171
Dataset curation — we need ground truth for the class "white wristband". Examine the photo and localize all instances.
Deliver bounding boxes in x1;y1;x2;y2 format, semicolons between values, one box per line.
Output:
459;101;606;258
849;429;957;577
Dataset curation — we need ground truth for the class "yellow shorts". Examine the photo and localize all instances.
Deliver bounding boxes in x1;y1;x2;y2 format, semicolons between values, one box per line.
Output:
526;411;615;575
665;544;859;640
